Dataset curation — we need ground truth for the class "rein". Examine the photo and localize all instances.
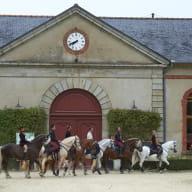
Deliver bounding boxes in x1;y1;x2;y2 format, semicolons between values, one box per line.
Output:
124;139;139;151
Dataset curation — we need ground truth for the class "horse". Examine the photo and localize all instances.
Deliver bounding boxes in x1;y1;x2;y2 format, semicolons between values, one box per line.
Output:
90;138;115;175
39;135;81;177
131;140;177;172
65;139;99;176
0;134;50;178
102;138;142;174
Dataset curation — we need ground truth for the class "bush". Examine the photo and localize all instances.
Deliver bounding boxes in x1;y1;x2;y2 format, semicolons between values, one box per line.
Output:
0;108;47;145
107;109;161;140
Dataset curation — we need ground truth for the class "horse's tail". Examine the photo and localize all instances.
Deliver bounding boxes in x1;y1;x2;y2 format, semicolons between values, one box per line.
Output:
0;146;2;172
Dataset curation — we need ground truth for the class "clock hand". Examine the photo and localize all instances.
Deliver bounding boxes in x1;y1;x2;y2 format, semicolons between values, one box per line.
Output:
69;40;78;46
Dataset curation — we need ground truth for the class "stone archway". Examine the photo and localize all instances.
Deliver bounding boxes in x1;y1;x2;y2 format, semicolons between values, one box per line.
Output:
49;88;102;140
40;78;112;139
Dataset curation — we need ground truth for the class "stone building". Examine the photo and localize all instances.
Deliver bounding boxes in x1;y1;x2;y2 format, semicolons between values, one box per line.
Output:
0;4;192;154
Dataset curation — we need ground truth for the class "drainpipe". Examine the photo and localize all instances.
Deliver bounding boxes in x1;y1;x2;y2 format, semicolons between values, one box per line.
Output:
162;61;174;142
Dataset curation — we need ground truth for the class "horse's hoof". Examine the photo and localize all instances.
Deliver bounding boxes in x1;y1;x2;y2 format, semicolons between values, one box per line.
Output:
26;175;31;179
6;175;11;179
39;172;44;177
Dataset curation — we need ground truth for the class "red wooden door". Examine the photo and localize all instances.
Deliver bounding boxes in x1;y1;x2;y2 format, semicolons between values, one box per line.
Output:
50;89;102;141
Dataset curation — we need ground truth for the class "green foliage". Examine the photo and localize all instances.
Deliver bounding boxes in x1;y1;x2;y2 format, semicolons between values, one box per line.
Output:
0;108;47;145
108;109;161;140
131;158;192;170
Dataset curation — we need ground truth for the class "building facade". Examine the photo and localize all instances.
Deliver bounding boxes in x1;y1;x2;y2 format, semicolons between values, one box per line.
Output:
0;5;192;154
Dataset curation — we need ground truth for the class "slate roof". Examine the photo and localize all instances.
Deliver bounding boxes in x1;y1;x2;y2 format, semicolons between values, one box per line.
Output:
1;14;192;62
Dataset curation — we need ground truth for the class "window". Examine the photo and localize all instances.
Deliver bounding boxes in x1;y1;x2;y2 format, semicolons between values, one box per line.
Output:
186;93;192;150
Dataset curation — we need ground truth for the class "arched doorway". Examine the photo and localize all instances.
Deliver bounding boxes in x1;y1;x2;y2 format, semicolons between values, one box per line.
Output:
182;88;192;151
50;88;102;140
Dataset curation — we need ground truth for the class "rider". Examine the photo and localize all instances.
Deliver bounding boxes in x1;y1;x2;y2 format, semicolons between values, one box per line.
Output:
65;125;72;138
65;125;75;159
19;126;31;161
87;127;94;140
47;124;59;156
86;127;100;158
151;130;162;158
114;127;124;157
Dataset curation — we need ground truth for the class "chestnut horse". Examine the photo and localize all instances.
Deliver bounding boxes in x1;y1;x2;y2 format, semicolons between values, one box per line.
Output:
102;138;142;174
0;134;50;178
66;139;98;176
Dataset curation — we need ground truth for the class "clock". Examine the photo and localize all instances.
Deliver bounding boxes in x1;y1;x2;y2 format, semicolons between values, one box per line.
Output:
63;29;89;55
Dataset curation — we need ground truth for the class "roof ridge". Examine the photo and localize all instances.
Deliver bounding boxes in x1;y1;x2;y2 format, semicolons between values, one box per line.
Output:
99;16;192;20
0;14;53;18
1;14;192;20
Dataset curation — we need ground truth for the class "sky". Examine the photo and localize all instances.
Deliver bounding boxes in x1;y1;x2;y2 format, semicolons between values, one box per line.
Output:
0;0;192;18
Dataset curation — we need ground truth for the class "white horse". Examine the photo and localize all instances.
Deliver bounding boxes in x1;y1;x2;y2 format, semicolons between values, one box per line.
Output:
91;138;115;175
39;135;81;177
131;141;177;172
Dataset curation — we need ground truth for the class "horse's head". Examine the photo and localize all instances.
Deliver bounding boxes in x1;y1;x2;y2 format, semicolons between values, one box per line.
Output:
163;140;177;153
135;139;143;152
90;140;100;159
73;136;81;151
171;141;177;153
110;139;115;150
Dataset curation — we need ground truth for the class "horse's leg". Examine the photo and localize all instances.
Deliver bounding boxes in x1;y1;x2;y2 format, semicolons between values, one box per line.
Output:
2;157;11;178
102;156;109;174
39;157;47;177
25;160;31;179
127;159;132;172
95;154;102;175
62;159;69;176
72;160;77;176
34;159;42;172
81;157;87;175
120;159;124;174
160;156;169;173
131;150;139;170
139;157;145;172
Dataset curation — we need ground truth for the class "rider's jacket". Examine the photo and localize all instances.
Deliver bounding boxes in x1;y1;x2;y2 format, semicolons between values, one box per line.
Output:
151;135;157;145
115;131;122;142
49;130;58;143
19;131;30;146
65;130;71;138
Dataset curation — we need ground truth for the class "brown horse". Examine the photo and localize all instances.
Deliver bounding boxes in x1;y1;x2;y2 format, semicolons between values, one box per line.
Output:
0;134;50;178
66;139;98;176
102;138;142;174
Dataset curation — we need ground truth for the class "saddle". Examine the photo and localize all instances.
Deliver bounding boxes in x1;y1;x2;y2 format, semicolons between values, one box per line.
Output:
150;145;162;156
143;142;162;156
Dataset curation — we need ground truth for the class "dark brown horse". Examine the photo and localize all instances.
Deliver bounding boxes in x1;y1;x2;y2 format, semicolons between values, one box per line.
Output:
0;134;50;178
66;139;97;176
102;138;142;174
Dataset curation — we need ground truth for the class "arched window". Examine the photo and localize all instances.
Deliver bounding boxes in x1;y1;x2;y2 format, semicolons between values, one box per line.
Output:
186;93;192;150
182;89;192;151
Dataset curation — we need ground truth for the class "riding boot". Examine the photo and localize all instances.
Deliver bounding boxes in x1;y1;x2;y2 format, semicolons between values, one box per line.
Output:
119;148;123;157
23;152;27;161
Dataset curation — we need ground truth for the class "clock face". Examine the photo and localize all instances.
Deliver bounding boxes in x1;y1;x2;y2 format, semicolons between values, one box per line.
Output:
64;29;89;55
67;32;85;51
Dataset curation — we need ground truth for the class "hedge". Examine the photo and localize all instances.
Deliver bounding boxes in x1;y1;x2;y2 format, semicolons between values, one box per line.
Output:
0;108;47;145
107;109;161;140
131;158;192;170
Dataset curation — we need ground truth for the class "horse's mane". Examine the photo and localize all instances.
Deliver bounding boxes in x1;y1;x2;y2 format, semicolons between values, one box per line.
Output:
31;134;46;143
61;135;77;144
98;138;110;145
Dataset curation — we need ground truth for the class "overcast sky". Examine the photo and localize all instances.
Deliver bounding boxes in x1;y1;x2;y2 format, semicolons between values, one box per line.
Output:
1;0;192;18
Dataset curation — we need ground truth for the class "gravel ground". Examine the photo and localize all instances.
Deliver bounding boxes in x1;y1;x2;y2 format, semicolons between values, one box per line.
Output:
0;170;191;192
